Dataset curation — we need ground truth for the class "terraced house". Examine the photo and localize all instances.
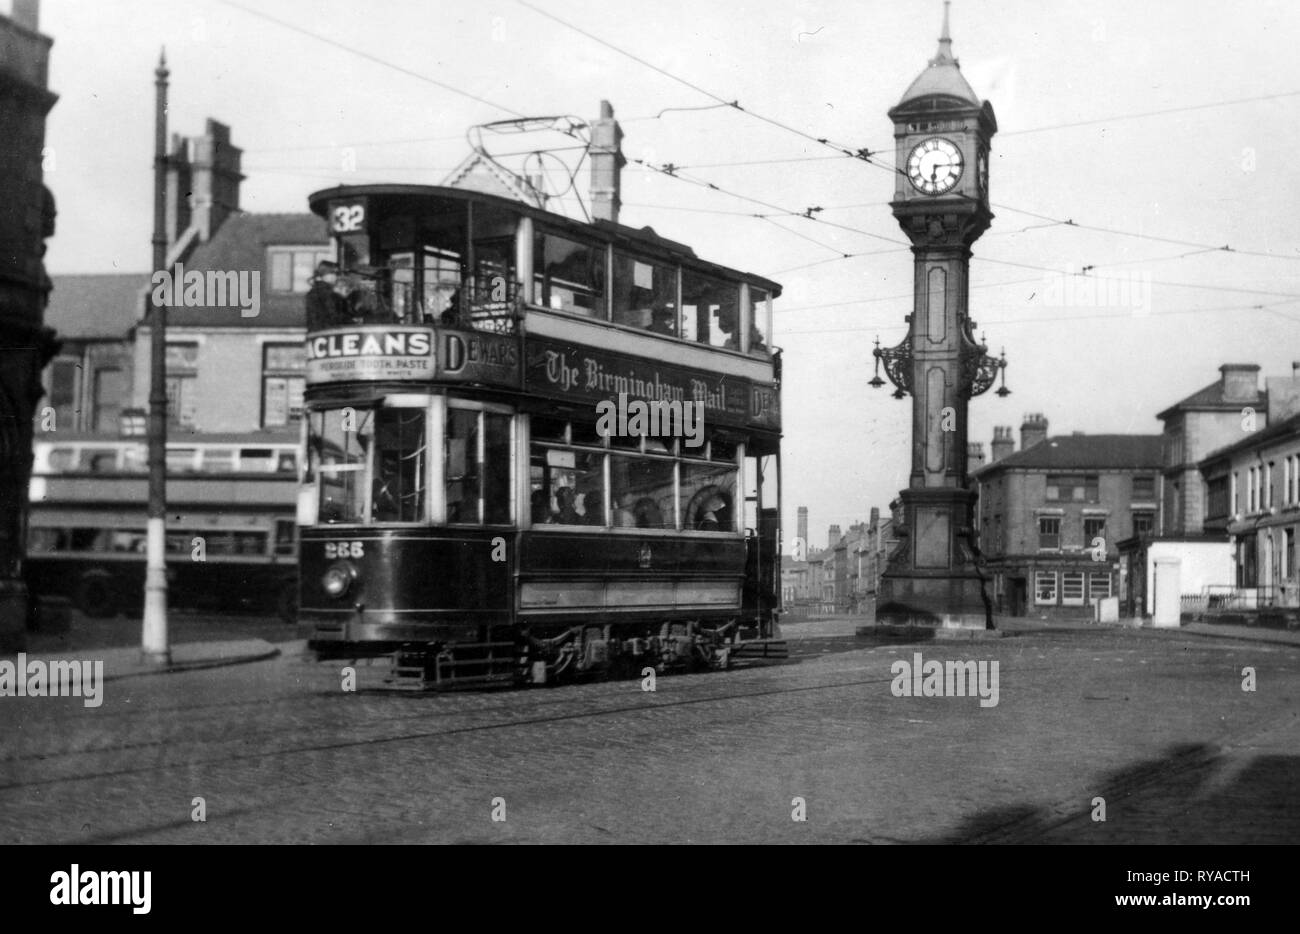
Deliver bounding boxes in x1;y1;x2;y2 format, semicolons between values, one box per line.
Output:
973;416;1161;619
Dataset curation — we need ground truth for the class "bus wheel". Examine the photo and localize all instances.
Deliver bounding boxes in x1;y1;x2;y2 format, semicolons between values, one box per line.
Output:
74;574;117;618
276;581;298;623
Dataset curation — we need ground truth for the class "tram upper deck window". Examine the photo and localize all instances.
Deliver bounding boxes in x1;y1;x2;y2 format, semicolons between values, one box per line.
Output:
534;231;606;317
747;286;772;356
612;253;677;335
681;271;739;348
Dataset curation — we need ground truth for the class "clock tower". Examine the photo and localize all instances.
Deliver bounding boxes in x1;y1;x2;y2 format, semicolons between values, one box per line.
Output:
871;2;1008;629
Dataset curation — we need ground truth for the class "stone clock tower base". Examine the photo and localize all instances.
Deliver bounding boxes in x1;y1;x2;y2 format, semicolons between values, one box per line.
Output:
877;488;991;629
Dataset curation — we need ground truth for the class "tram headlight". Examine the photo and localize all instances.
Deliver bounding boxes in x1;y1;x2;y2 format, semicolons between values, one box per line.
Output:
321;562;356;599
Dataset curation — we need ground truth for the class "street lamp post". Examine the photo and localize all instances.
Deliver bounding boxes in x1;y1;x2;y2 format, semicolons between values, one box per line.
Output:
142;49;170;664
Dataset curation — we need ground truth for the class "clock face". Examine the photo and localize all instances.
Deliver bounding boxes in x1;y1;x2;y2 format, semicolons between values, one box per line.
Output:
907;137;964;195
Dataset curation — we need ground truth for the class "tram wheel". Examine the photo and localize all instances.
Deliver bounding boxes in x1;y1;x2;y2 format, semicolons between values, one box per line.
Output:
276;581;298;623
74;573;117;618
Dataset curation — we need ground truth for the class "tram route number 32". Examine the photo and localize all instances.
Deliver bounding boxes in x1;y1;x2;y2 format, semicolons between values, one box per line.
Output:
323;541;365;559
331;204;365;233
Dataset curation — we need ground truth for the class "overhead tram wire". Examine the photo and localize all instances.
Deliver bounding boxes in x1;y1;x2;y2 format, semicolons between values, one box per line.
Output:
778;300;1300;338
220;0;1300;312
216;0;525;117
229;0;1300;269
511;0;882;162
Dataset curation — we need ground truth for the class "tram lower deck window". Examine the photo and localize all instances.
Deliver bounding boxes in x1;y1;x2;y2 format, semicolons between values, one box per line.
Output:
310;406;428;525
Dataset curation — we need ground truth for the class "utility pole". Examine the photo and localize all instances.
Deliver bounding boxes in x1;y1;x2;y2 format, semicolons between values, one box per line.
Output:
142;48;170;664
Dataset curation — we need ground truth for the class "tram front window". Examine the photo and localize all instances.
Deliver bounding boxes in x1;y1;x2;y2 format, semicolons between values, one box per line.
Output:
309;406;427;524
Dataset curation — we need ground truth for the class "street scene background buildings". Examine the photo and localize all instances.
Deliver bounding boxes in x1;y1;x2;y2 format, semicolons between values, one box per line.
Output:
5;0;1297;630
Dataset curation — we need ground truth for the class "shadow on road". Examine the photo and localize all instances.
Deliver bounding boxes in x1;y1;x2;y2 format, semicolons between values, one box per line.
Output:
912;741;1300;844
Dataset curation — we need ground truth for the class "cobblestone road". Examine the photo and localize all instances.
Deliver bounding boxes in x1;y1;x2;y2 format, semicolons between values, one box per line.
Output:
2;623;1296;844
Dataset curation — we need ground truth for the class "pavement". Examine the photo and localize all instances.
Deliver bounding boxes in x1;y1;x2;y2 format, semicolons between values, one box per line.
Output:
11;639;282;682
6;611;1298;681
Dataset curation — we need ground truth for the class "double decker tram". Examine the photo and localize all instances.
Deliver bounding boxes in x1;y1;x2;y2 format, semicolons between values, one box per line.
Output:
299;184;783;687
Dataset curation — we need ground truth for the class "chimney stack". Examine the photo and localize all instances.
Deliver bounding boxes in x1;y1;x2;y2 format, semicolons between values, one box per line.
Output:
1020;413;1048;451
589;100;624;224
1220;363;1260;403
989;425;1014;462
1266;363;1300;422
828;524;841;548
797;506;808;549
967;442;985;474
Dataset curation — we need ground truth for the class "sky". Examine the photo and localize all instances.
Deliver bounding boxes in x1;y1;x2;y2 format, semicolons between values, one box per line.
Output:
26;0;1300;544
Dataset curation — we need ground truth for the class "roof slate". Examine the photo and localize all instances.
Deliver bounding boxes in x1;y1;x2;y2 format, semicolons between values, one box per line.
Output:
45;273;150;339
974;434;1162;474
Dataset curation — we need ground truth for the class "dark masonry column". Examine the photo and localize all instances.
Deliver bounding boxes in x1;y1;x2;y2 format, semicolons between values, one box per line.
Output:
870;3;1008;629
0;0;58;651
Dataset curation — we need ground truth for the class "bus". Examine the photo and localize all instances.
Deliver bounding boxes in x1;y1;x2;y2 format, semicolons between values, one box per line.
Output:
26;435;300;620
299;183;784;687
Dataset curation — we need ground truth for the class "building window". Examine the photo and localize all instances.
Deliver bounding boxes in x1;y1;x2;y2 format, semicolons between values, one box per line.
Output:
1206;476;1230;520
1088;571;1112;602
47;357;80;431
269;245;332;294
1266;462;1274;510
1286;528;1296;580
1132;475;1155;501
1231;471;1238;514
90;367;127;433
1084;517;1106;549
1248;467;1260;513
1046;474;1099;502
262;343;306;427
1132;511;1155;538
1061;571;1085;606
165;343;199;429
1035;570;1057;605
1038;516;1061;550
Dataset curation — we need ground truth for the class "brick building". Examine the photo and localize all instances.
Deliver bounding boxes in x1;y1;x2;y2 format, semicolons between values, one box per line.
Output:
974;416;1161;619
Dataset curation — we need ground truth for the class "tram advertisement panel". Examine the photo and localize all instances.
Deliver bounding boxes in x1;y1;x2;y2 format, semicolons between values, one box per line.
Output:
307;326;434;383
525;336;778;431
306;326;522;387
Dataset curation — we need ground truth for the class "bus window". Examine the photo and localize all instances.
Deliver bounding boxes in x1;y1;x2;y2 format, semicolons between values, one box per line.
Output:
274;519;296;556
202;448;236;473
238;448;276;472
29;528;66;552
48;448;75;472
80;449;118;473
311;407;372;524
